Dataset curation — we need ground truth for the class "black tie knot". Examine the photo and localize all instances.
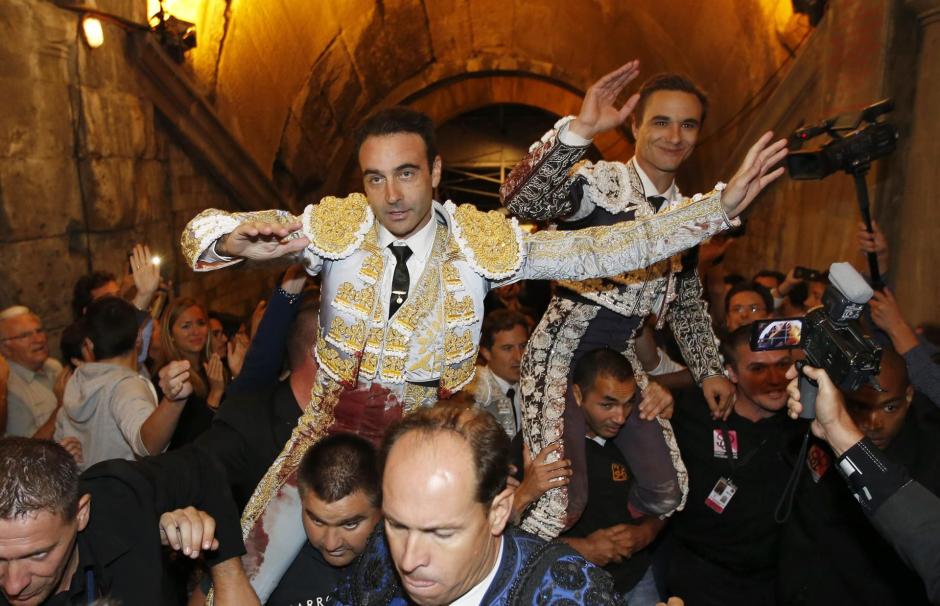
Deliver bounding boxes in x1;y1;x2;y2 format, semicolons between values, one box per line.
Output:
647;195;667;212
389;244;413;263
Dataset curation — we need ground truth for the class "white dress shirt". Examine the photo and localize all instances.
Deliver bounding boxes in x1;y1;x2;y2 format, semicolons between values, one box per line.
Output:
375;209;441;318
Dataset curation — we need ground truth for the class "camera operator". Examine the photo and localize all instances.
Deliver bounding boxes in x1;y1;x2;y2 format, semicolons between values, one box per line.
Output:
779;351;940;605
785;365;940;604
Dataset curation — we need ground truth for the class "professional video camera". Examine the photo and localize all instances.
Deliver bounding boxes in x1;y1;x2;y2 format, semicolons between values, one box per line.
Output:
750;262;882;418
787;99;899;180
785;99;900;289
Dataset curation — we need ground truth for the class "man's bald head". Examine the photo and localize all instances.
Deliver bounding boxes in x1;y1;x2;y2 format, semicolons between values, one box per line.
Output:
845;350;913;450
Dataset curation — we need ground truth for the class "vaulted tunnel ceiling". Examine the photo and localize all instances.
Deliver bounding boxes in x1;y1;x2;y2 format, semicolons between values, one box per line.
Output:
171;0;809;204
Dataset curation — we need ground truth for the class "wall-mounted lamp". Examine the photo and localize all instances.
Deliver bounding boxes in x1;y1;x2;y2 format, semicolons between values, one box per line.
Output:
149;0;197;63
81;14;104;48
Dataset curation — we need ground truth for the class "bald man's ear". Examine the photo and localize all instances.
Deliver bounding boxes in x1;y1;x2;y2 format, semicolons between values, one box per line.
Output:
488;485;514;536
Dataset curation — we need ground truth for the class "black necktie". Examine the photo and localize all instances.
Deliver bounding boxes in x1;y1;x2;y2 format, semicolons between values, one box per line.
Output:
506;387;518;434
388;244;412;317
648;195;667;212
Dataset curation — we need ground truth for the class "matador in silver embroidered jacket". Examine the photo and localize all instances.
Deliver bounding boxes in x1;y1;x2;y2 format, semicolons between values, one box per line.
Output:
501;115;728;539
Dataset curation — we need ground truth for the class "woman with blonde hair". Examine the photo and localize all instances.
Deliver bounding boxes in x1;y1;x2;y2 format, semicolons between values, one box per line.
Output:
158;297;226;447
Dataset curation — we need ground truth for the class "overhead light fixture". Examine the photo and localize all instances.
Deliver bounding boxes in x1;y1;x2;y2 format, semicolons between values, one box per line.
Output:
81;15;104;48
149;0;197;63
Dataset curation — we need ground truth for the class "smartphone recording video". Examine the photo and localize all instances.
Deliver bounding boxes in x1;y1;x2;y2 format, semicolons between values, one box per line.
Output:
750;318;803;351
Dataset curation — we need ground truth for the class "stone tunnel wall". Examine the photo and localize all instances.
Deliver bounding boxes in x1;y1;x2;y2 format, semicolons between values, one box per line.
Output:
0;0;276;354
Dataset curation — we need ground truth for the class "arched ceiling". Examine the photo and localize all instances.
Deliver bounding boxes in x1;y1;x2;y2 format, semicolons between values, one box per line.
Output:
174;0;808;203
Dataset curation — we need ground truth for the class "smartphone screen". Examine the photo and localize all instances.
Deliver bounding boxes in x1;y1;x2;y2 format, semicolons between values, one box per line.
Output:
750;318;804;351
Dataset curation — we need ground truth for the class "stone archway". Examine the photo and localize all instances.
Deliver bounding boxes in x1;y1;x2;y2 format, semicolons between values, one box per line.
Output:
315;66;635;197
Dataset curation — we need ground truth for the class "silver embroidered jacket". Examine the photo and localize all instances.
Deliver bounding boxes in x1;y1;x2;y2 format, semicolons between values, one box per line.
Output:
500;118;726;383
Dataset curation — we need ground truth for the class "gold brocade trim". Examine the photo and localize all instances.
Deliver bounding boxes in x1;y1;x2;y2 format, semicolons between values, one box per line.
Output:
359;351;378;379
333;282;376;320
403;383;439;414
358;249;384;284
181;208;295;270
440;357;477;396
441;262;463;292
379;355;407;383
444;329;476;364
379;328;408;357
315;341;359;384
304;193;373;259
446;201;524;279
324;316;368;354
444;292;475;327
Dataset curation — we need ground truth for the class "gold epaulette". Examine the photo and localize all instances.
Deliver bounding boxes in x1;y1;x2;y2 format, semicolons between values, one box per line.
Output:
303;193;374;259
445;201;524;280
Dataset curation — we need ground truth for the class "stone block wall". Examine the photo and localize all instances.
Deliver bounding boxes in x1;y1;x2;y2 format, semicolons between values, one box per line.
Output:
0;0;276;355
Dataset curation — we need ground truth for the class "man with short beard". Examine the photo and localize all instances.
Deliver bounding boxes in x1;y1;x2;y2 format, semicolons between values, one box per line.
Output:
663;326;806;606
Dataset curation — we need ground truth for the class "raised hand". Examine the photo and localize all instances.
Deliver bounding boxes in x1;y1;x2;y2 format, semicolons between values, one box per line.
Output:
226;333;250;378
130;244;161;309
159;360;193;402
721;132;789;218
216;220;310;261
569;60;642;141
870;288;918;354
857;220;889;270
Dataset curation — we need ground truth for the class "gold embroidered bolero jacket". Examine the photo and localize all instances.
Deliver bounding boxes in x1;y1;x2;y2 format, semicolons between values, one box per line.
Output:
181;191;737;396
500;117;727;383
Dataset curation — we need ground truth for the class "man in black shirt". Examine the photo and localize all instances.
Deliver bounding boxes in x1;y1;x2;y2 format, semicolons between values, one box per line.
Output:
0;438;251;606
665;325;806;606
560;348;666;603
266;434;382;606
779;350;940;606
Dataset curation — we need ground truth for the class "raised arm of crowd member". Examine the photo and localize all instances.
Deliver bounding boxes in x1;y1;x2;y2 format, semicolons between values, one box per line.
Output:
785;365;940;602
769;268;804;310
869;287;940;407
228;264;309;396
129;244;162;312
857;220;890;276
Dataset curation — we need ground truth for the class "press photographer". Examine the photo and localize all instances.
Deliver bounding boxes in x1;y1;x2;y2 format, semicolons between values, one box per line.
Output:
782;365;940;605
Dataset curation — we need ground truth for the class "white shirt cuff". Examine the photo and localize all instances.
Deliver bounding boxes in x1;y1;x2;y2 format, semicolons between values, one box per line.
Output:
558;121;593;147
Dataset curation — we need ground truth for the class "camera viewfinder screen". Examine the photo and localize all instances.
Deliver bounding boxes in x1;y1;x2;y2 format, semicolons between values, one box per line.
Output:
750;318;803;351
